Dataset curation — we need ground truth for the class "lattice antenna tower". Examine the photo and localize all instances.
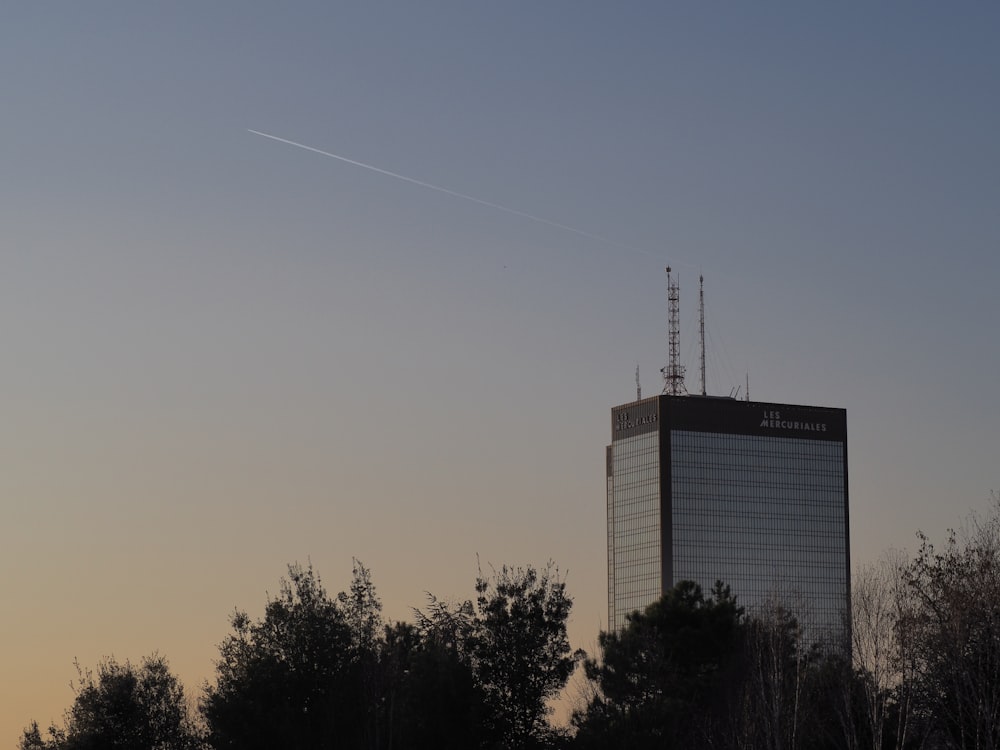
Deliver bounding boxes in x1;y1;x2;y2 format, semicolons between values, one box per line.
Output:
661;266;687;395
699;274;707;396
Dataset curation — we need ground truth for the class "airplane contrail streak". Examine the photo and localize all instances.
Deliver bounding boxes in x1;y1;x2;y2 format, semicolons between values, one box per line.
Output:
247;129;657;258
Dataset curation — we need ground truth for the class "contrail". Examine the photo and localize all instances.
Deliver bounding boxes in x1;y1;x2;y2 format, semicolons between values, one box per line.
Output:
247;129;659;258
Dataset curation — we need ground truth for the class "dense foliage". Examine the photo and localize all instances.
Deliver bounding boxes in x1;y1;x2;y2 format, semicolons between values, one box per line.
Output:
20;655;202;750
472;563;580;748
199;559;577;750
573;580;745;748
200;562;362;749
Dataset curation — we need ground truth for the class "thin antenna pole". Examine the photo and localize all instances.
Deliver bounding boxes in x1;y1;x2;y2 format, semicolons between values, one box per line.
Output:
699;274;706;396
636;364;641;401
661;267;687;396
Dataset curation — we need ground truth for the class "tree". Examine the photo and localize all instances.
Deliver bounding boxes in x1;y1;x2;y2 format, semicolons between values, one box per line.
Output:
732;601;816;750
201;558;576;750
573;580;745;749
380;611;486;750
200;561;364;749
471;562;580;749
849;552;918;750
901;504;1000;750
20;654;202;750
340;559;385;748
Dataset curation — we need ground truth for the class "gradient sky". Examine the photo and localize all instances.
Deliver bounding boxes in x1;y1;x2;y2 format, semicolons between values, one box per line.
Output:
3;3;999;742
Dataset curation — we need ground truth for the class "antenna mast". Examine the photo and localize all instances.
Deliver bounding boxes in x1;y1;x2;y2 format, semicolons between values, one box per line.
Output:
661;266;687;396
636;364;641;401
699;274;706;396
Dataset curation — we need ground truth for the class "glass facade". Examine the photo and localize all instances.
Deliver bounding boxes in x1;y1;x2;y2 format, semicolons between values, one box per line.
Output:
671;430;848;645
607;430;662;631
607;396;849;647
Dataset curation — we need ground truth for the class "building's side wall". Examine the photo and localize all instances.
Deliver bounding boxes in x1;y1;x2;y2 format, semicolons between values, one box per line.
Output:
609;398;662;630
606;445;614;629
669;429;848;645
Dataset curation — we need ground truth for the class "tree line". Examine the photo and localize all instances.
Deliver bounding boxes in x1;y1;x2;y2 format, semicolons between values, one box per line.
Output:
21;560;578;750
20;498;1000;749
571;499;1000;750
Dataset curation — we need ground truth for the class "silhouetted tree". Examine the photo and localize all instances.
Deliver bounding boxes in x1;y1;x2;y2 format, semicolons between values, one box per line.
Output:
200;559;577;750
731;601;827;750
379;613;486;750
471;562;579;749
200;562;364;749
341;559;385;748
849;552;919;750
20;654;202;750
901;509;1000;750
572;580;744;749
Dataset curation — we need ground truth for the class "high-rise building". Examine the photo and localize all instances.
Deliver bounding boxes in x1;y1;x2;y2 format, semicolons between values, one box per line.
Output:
606;394;849;645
